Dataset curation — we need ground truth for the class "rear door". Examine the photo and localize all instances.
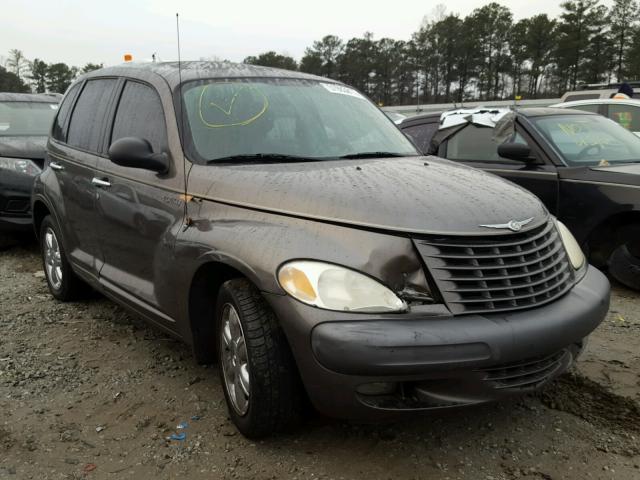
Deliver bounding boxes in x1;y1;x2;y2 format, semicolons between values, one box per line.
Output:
94;79;184;320
47;78;119;278
439;123;560;214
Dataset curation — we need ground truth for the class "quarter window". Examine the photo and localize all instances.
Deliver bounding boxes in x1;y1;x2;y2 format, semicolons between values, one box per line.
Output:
111;81;166;153
403;123;439;154
67;79;118;153
52;83;81;141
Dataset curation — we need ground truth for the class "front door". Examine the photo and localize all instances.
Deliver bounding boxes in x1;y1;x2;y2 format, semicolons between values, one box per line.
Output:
94;79;184;319
440;123;560;214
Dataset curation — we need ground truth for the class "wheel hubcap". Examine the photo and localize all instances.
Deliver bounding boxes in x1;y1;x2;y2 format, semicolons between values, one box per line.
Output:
220;303;250;416
44;228;63;290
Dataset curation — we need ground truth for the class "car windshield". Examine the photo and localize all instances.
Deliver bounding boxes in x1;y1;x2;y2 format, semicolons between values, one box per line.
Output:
180;78;419;163
0;101;58;136
530;114;640;166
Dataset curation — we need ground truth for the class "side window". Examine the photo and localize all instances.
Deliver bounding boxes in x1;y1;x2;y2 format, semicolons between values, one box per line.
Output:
446;126;530;162
446;125;502;161
568;104;600;114
67;79;118;153
52;82;81;141
111;81;167;153
608;104;640;132
403;123;439;154
564;94;601;102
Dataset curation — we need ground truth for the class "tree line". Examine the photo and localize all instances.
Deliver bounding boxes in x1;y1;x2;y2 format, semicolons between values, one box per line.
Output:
4;1;640;106
0;49;102;94
245;0;640;105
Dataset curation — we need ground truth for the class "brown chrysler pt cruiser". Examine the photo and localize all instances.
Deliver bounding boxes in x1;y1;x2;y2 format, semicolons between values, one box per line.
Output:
32;62;610;438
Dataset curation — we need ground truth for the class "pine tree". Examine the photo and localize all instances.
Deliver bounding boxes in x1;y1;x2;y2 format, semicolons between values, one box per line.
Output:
610;0;640;80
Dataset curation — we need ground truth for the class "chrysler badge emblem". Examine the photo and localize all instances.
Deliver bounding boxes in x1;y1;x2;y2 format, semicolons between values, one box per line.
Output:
479;217;534;232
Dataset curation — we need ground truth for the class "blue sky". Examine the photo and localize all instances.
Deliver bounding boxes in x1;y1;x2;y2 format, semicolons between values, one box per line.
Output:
2;0;611;67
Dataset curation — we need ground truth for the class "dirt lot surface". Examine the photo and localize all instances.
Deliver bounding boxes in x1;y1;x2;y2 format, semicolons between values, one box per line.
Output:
1;242;639;480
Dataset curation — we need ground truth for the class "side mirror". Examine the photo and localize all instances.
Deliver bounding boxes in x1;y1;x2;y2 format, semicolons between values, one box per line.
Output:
108;137;169;173
497;142;536;162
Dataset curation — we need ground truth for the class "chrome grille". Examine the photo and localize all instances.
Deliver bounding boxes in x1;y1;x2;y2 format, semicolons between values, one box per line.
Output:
414;221;575;315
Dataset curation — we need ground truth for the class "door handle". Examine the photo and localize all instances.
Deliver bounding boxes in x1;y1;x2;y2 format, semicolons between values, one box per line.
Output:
50;161;64;171
91;177;111;188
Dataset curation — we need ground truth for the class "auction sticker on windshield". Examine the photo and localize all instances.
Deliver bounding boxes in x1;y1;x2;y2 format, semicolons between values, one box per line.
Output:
321;83;365;100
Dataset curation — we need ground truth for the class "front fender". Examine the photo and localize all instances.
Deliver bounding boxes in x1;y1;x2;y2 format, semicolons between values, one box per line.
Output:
165;200;430;343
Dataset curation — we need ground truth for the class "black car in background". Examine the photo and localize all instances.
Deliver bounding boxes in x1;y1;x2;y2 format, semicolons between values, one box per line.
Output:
0;92;60;247
401;108;640;290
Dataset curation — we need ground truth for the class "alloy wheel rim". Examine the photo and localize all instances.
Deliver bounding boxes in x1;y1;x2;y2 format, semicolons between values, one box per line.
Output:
220;303;250;416
44;228;63;290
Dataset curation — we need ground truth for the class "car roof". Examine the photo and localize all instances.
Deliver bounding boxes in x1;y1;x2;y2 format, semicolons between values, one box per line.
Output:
399;111;444;127
82;61;337;89
516;107;596;118
401;107;593;127
575;81;640;90
552;98;640;107
0;92;61;103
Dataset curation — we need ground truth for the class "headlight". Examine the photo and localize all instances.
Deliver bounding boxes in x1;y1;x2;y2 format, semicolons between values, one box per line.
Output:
556;220;585;270
0;157;42;176
277;260;407;313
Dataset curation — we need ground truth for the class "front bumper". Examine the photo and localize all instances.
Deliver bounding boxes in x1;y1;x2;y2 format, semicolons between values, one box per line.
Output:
0;170;34;233
265;266;610;420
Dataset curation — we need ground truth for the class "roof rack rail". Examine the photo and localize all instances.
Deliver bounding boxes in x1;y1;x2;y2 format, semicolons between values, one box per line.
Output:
576;81;640;91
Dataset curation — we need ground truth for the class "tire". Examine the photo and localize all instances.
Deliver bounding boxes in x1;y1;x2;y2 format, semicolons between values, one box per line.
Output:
608;244;640;290
39;215;87;301
215;278;303;438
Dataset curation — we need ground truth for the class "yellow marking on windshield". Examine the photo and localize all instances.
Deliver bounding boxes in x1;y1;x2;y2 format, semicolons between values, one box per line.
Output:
198;84;269;128
555;122;613;147
557;122;584;137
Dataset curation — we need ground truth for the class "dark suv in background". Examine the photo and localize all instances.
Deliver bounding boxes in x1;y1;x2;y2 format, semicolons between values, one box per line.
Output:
33;63;609;438
402;108;640;290
0;92;60;247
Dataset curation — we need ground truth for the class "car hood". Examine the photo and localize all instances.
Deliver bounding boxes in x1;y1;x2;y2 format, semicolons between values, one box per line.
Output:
0;135;48;160
590;163;640;185
188;156;548;235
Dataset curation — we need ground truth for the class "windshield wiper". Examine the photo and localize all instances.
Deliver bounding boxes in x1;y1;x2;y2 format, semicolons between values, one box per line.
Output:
207;153;322;164
337;152;412;159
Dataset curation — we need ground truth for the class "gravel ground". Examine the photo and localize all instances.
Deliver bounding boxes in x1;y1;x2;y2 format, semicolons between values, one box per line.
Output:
1;242;639;480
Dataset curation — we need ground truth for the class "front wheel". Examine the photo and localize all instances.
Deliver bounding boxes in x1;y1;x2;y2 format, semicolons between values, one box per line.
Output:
39;215;87;301
215;278;303;438
608;244;640;290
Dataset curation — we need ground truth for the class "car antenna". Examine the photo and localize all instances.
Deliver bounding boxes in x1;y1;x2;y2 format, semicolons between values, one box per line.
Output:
176;12;193;230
